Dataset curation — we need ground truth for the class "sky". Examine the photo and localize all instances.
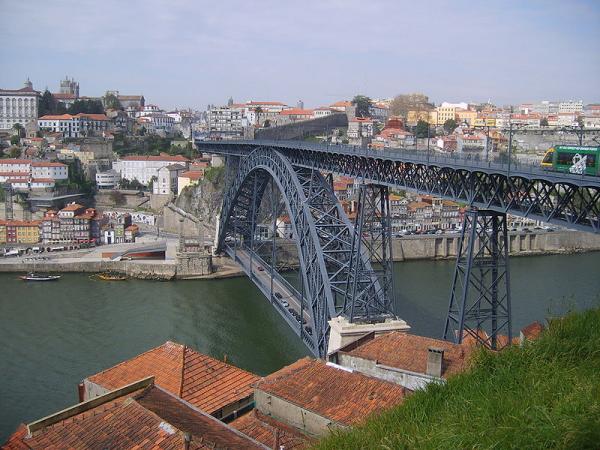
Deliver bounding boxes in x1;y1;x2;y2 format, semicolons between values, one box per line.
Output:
0;0;598;110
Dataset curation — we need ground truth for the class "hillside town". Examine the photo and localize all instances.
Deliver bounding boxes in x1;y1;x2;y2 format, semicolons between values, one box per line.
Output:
2;77;597;251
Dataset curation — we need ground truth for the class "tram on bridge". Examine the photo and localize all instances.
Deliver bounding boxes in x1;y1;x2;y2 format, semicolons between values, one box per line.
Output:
541;145;600;176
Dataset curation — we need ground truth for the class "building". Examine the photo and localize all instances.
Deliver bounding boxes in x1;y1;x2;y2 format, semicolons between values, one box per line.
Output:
41;204;104;244
177;170;204;195
38;113;110;138
0;220;41;244
207;105;244;138
347;118;374;139
434;105;457;125
95;169;120;189
313;107;334;118
456;108;478;126
154;163;186;195
137;112;175;134
0;159;68;191
112;154;190;186
329;100;352;112
369;101;390;122
330;331;473;390
0;79;40;131
3;379;265;450
252;357;407;437
81;341;259;421
558;100;583;114
277;108;315;124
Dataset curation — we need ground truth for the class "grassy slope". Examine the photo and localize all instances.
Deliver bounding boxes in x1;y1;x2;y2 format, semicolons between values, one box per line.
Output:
315;308;600;449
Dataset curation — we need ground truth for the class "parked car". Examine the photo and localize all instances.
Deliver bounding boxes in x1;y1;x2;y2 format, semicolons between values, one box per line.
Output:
274;292;282;299
257;266;264;271
281;300;289;308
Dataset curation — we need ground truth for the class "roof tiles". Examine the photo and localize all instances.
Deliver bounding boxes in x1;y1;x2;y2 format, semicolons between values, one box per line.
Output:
255;358;407;426
231;410;314;449
87;341;259;415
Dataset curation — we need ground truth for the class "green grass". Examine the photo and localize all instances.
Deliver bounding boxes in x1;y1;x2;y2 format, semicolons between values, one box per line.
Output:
315;308;600;449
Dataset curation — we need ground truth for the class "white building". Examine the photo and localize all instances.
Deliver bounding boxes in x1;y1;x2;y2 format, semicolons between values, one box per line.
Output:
38;113;110;138
138;113;175;134
0;159;67;190
347;118;374;138
313;107;334;118
31;162;68;180
0;79;40;131
154;164;186;195
558;100;583;114
112;155;190;186
96;169;120;189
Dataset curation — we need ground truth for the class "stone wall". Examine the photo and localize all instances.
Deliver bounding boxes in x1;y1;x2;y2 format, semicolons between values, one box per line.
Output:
162;203;202;234
176;252;213;279
254;113;348;140
94;190;150;209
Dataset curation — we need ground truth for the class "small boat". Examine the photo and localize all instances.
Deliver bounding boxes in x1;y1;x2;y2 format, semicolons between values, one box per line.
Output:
19;273;61;282
96;272;128;281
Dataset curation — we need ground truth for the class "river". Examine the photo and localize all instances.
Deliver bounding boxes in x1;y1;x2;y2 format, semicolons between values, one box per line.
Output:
1;252;599;442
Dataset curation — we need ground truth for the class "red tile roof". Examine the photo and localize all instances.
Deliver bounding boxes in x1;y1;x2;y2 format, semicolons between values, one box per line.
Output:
31;161;66;167
255;358;407;426
0;159;31;165
60;203;84;212
344;331;474;378
279;108;314;116
181;170;204;181
520;322;544;341
3;384;265;449
0;172;29;177
86;341;259;415
121;155;190;162
38;114;73;120
231;410;314;449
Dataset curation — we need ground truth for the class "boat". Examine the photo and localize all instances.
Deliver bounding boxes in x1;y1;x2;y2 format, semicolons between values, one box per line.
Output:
19;273;61;281
96;272;128;281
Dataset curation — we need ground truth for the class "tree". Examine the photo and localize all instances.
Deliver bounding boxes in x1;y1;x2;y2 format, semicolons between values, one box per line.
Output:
10;135;20;146
8;146;21;157
147;175;158;192
352;95;372;118
443;119;458;134
104;93;122;111
38;90;56;116
109;191;126;206
389;93;431;117
263;119;271;128
540;118;549;127
68;99;104;115
12;123;25;138
129;179;143;191
415;120;430;138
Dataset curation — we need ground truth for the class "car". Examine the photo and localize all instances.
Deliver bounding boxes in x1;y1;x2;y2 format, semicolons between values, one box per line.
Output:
305;326;313;336
274;292;282;299
523;228;531;233
257;266;264;271
546;228;555;232
281;300;289;308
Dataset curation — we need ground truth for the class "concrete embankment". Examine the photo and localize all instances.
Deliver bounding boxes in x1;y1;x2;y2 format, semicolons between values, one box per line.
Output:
0;260;178;280
392;230;600;261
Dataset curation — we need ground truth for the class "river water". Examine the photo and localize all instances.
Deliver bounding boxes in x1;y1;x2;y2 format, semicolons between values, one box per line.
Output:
1;252;599;441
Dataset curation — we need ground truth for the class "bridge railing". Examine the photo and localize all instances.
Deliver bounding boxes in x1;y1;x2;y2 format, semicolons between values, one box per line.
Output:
198;139;600;185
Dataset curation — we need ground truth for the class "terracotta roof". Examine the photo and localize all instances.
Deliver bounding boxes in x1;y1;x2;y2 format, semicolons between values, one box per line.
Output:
121;155;190;162
86;341;259;415
61;203;84;212
76;113;109;121
246;101;286;106
0;159;30;165
0;220;40;227
231;410;314;449
181;171;204;181
280;108;314;116
0;172;29;177
51;93;77;100
31;161;66;167
255;358;407;426
38;114;73;120
31;178;55;183
330;100;352;108
3;384;265;449
345;331;474;378
520;322;544;341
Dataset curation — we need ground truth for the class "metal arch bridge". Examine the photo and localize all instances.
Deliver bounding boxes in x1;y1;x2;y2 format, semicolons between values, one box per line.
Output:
196;139;600;357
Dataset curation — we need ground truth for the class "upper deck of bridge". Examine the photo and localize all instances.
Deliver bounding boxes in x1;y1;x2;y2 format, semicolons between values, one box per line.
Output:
196;139;600;188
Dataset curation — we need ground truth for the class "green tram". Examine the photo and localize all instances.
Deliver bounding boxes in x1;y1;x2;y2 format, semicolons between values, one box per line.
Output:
541;145;600;176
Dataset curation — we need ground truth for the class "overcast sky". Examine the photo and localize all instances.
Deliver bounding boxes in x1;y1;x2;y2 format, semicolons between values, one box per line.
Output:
1;0;598;110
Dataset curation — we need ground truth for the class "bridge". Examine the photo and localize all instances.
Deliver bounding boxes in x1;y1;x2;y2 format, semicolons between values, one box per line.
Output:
197;139;600;357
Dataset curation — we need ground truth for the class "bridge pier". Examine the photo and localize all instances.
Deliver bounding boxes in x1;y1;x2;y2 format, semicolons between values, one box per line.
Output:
444;208;512;350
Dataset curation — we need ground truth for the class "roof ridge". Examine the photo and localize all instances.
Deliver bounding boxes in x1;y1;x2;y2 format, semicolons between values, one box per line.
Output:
87;341;184;383
179;345;186;398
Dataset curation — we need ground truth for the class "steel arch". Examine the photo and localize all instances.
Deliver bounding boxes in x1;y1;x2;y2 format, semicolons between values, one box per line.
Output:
216;148;391;357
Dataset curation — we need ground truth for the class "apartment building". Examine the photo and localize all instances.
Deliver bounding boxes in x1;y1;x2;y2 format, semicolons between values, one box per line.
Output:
0;220;41;244
207;105;244;138
112;154;190;186
38;113;110;138
41;204;105;244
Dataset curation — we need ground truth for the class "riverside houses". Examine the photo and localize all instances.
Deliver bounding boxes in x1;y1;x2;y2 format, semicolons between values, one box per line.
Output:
41;203;105;244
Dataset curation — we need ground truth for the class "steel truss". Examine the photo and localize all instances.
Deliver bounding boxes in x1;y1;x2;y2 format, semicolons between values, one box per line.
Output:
444;209;512;350
197;141;600;234
345;183;396;322
216;148;388;357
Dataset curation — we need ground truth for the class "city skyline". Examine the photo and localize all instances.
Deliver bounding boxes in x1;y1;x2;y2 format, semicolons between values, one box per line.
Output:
1;0;599;109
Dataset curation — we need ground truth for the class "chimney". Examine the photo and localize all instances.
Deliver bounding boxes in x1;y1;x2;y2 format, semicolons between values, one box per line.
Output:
426;347;444;378
183;432;191;450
